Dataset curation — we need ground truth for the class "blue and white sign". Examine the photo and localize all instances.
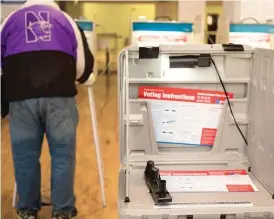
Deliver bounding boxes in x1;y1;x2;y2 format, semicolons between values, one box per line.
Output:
76;20;94;32
229;24;274;49
132;21;193;45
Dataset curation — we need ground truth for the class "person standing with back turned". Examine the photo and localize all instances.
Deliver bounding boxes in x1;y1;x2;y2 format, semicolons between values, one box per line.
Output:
1;0;94;218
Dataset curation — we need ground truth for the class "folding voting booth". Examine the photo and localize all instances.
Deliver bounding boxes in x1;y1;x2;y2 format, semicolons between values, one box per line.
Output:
229;24;274;49
117;44;274;219
131;21;195;45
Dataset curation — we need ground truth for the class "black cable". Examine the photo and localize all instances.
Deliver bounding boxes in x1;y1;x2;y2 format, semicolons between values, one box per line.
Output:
210;58;248;146
240;17;260;24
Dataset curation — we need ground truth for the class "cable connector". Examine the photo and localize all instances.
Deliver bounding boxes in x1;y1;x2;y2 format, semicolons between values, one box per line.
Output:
144;161;172;204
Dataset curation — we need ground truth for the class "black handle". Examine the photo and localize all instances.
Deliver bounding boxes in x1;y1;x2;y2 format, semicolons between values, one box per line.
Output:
169;54;211;68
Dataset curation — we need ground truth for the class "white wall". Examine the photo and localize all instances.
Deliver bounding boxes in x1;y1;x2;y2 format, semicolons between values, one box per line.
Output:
177;1;206;44
1;3;23;21
240;0;274;23
177;0;206;23
222;1;240;23
223;0;274;23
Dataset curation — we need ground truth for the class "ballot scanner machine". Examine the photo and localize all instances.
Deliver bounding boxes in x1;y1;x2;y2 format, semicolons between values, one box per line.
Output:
117;44;274;219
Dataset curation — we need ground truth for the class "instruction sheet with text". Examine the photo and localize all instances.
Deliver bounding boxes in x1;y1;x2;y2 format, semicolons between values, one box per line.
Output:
138;86;234;146
160;170;258;193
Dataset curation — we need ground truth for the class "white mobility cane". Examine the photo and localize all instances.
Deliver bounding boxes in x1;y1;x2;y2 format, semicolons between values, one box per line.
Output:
12;183;17;208
86;76;106;207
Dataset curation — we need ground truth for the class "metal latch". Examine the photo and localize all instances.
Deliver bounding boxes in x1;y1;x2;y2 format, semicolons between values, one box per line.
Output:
128;114;144;125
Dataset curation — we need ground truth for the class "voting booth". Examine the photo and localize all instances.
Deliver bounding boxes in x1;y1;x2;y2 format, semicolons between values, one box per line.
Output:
229;24;274;49
75;20;98;79
217;16;274;49
131;21;195;45
117;44;274;218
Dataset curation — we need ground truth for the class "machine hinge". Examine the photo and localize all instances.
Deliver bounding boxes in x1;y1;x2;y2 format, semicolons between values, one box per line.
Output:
139;46;159;59
222;43;244;52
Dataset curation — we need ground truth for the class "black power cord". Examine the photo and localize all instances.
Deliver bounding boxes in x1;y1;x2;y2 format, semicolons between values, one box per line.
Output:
210;58;248;146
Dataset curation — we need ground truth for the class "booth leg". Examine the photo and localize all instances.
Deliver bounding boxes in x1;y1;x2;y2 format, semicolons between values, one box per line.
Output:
87;87;106;207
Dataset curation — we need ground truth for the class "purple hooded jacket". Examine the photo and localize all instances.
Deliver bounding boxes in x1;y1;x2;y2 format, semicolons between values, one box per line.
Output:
1;0;94;102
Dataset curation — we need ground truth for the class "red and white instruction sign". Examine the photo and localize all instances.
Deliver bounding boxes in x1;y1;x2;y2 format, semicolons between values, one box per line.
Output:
138;86;234;146
132;31;191;45
160;170;258;193
229;32;271;49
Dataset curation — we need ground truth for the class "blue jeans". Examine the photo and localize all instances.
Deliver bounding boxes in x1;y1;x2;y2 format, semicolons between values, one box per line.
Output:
8;97;78;213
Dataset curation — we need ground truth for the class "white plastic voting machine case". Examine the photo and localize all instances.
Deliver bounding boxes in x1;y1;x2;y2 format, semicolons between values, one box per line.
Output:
117;44;274;219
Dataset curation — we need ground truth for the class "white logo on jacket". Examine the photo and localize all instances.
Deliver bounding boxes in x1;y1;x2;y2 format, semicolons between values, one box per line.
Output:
25;11;52;43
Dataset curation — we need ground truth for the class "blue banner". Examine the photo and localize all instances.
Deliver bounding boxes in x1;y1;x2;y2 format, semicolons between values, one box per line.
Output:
76;20;93;31
230;24;274;33
133;21;193;33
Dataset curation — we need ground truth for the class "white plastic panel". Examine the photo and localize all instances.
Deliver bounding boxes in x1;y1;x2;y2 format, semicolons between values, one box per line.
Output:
118;45;253;165
247;48;274;194
119;167;274;218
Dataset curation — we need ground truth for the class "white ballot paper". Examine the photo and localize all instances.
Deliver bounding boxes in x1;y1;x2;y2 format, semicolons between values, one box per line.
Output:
138;86;234;146
160;170;258;193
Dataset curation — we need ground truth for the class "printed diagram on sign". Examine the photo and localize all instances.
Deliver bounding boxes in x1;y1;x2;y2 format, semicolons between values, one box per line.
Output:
138;86;234;146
